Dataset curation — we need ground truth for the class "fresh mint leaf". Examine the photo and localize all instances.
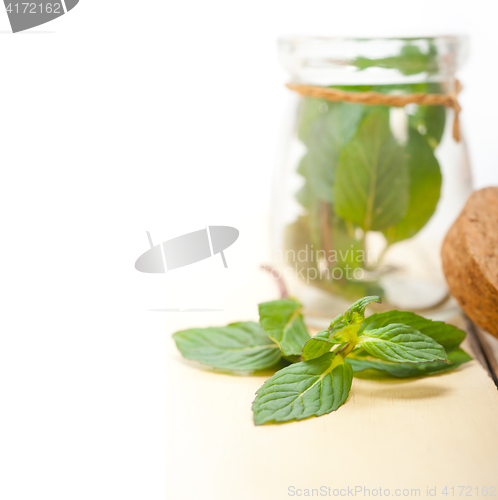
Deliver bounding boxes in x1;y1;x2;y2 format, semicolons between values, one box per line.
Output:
258;298;310;358
356;323;450;364
302;330;343;361
252;353;353;425
173;322;282;373
347;348;472;378
333;109;410;232
383;127;442;244
296;101;364;207
328;314;346;330
359;310;465;353
344;295;381;325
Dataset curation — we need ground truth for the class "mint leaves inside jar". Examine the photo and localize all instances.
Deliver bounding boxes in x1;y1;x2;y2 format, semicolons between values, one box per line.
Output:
285;83;446;299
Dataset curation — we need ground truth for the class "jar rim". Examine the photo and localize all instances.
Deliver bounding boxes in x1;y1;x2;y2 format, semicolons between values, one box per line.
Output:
279;35;468;45
278;35;469;85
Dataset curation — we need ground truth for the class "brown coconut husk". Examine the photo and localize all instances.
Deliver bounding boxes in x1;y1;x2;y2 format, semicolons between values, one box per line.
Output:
442;187;498;338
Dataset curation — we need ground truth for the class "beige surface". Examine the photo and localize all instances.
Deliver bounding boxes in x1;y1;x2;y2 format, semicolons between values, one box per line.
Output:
165;313;498;500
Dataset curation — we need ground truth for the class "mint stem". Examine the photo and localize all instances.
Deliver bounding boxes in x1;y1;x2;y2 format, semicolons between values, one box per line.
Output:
261;264;289;299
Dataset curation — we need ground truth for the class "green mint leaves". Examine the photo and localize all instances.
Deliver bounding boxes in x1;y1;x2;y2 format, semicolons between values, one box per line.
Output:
258;298;310;358
302;328;343;361
347;348;472;378
286;82;446;297
296;101;364;208
383;127;442;244
173;322;281;373
356;324;450;364
252;353;353;425
359;310;466;353
334;109;410;232
344;296;382;325
302;297;381;361
172;296;471;425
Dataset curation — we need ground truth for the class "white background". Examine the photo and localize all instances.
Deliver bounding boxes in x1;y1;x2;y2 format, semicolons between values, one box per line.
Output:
0;1;497;499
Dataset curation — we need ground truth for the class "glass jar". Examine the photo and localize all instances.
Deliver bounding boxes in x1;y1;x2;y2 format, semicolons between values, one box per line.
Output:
272;36;472;322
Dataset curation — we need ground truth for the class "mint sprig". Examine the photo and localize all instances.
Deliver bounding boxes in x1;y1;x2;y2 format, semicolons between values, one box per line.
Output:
172;296;472;425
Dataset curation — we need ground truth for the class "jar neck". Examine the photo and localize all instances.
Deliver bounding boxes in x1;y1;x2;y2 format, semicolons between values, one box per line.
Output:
279;36;468;87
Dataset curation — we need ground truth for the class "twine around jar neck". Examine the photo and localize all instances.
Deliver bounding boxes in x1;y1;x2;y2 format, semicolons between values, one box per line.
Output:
286;80;463;142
